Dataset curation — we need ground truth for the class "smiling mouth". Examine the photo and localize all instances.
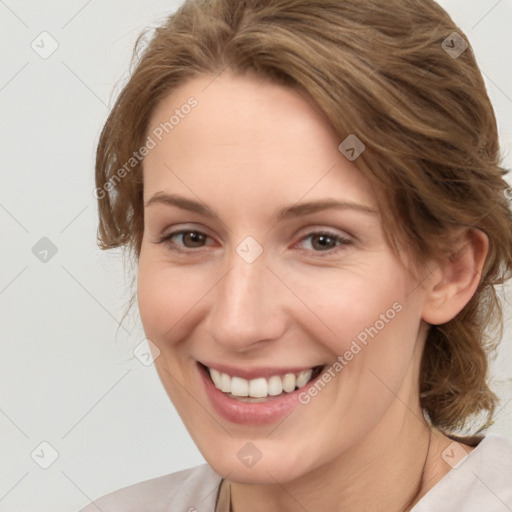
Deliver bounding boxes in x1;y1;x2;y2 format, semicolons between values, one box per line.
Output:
201;364;324;402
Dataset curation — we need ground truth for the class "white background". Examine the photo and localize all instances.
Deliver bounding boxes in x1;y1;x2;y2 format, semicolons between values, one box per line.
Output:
1;1;511;511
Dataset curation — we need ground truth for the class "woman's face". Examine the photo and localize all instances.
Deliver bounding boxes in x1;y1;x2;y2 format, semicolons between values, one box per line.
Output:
137;73;433;483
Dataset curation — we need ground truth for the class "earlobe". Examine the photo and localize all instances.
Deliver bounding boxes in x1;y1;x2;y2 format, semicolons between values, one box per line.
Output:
422;229;489;325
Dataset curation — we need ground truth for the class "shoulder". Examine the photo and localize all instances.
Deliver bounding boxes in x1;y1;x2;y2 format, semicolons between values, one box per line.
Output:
79;464;222;512
413;434;512;511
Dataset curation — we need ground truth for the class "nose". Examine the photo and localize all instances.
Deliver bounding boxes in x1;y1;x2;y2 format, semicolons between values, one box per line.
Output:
206;252;287;352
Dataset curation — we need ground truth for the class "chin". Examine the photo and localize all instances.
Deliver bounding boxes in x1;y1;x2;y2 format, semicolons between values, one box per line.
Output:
193;433;316;484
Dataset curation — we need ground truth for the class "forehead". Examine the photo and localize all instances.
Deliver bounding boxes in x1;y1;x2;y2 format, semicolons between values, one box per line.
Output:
143;72;375;211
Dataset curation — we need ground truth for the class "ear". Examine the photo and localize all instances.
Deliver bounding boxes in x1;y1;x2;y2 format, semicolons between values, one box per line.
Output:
422;229;489;325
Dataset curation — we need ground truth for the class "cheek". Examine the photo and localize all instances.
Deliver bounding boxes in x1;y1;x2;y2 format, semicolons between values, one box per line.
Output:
136;258;208;342
283;262;417;355
285;263;425;411
318;280;423;413
290;280;423;451
136;257;210;409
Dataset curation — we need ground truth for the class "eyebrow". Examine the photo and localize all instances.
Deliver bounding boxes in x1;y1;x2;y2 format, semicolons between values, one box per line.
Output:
145;192;215;217
145;192;378;219
276;199;378;220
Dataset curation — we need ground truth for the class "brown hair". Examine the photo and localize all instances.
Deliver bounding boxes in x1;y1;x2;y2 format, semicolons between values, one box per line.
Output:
95;0;512;435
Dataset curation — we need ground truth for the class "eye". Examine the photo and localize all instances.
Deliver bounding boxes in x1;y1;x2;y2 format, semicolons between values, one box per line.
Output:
157;229;212;250
297;231;352;252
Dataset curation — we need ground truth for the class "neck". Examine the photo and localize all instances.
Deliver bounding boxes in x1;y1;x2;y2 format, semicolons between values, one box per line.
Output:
229;388;454;512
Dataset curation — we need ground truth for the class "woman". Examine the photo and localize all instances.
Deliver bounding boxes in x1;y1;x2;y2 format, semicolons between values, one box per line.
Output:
83;0;512;510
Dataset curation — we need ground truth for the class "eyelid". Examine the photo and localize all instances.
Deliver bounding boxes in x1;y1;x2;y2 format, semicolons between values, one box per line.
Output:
157;222;212;239
294;225;354;243
292;227;355;254
158;229;209;243
155;224;217;251
154;223;355;255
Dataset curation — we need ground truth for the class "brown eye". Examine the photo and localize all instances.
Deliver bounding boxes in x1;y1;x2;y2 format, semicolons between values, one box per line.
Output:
179;231;207;248
297;231;352;253
310;234;338;251
157;229;212;250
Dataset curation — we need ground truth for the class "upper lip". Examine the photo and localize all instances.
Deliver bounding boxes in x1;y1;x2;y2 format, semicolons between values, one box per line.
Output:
199;361;323;380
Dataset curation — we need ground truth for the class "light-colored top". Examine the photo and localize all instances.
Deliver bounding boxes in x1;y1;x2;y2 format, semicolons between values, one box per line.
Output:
79;434;512;511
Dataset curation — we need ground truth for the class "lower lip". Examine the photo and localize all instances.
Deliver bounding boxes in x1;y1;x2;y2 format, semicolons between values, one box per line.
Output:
199;365;309;425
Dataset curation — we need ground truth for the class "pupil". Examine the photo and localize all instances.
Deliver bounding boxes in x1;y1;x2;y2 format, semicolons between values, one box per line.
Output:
184;231;205;247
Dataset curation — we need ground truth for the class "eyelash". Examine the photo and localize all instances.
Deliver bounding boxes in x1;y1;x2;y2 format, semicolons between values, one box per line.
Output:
295;231;353;253
156;230;215;253
156;229;353;255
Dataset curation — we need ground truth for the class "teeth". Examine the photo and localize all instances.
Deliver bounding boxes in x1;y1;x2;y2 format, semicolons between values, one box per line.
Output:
249;378;267;398
208;367;316;398
282;373;296;393
210;368;222;388
296;369;313;388
231;377;249;397
220;372;231;393
268;376;283;396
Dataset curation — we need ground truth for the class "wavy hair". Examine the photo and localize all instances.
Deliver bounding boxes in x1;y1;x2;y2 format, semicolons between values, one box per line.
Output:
95;0;512;435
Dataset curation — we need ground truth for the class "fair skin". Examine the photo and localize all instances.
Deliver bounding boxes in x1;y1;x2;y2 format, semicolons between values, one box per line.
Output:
137;73;487;511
